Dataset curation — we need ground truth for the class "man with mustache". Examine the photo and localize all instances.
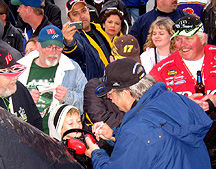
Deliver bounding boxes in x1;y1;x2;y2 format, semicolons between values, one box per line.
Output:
62;0;112;80
85;58;212;169
150;15;216;164
18;25;87;135
129;0;188;53
0;47;43;131
150;15;216;113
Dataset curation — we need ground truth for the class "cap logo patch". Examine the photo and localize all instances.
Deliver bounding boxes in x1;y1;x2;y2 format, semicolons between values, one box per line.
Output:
46;28;56;35
123;45;134;53
70;0;79;5
176;20;193;29
133;62;139;74
5;52;13;65
112;82;121;87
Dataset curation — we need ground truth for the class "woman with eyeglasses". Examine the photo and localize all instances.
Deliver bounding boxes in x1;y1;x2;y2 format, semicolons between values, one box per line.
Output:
100;9;124;44
140;17;176;73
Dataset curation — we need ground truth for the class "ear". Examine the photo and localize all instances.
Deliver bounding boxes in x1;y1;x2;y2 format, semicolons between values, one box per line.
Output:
103;23;105;29
27;6;32;13
2;14;7;21
109;55;115;62
200;33;207;45
36;42;41;51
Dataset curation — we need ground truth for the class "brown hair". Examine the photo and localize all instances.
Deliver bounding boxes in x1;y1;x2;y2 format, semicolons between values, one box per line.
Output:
0;1;9;16
25;37;38;46
100;9;125;32
32;7;44;15
143;17;176;53
211;0;216;8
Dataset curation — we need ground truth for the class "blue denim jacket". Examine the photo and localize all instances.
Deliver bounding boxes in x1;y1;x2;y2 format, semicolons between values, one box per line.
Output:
18;50;87;114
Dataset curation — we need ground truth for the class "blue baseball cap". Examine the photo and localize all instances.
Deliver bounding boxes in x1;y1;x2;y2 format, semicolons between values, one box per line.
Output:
11;0;44;8
38;25;63;48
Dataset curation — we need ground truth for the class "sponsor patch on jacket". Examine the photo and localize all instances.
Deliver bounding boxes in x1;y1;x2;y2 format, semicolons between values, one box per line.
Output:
158;60;174;71
168;87;173;91
209;47;216;50
167;81;174;86
175;80;186;85
210;70;216;74
167;70;177;76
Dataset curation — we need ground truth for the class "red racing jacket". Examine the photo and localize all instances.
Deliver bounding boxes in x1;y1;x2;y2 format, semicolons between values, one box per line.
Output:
150;45;216;96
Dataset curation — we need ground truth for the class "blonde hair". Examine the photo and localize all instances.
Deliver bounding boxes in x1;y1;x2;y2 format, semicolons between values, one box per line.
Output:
66;107;80;117
32;1;45;16
143;17;176;53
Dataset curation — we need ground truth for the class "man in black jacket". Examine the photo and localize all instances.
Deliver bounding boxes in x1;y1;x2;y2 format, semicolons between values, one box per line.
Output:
0;1;24;54
84;34;140;128
0;47;43;131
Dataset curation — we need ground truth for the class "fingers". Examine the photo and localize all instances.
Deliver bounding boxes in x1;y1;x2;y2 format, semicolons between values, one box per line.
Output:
54;85;67;101
92;121;103;133
62;22;77;45
85;137;100;158
30;89;40;104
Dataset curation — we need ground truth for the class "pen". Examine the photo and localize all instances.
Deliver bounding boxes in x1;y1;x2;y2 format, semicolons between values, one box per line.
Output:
95;116;110;133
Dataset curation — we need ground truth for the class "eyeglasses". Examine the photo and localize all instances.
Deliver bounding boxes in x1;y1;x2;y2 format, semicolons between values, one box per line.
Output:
45;45;62;52
107;89;116;98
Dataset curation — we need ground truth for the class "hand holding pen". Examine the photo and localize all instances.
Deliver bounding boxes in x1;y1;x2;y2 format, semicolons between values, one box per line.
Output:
93;116;113;141
95;116;110;133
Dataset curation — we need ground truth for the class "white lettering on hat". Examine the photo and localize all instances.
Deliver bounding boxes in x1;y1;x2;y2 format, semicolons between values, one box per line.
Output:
52;34;59;39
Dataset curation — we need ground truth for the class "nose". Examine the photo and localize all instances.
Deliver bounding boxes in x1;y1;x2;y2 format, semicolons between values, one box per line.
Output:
73;122;80;128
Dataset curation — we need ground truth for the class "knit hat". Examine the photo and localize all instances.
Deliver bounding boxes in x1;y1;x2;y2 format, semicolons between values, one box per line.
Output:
95;58;145;97
49;104;79;141
11;0;44;8
0;47;26;77
111;34;140;63
38;25;63;48
171;15;204;39
66;0;87;14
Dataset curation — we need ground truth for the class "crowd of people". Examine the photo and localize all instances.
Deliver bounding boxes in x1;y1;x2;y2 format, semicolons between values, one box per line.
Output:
0;0;215;168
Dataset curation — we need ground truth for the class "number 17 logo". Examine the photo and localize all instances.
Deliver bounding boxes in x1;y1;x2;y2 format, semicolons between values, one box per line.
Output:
123;45;134;53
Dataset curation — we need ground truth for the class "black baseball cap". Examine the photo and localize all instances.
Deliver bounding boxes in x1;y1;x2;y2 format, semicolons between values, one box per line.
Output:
0;47;26;77
95;58;146;97
171;15;204;39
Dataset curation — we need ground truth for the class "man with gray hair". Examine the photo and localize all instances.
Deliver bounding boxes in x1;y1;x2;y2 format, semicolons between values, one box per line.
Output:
150;15;216;114
85;58;212;169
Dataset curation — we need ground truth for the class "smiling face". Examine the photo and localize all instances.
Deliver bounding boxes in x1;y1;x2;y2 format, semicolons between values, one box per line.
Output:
103;14;122;40
152;25;172;49
175;34;206;61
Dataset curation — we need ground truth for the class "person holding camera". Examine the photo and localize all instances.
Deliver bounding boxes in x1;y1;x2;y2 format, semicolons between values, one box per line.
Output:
62;0;113;80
